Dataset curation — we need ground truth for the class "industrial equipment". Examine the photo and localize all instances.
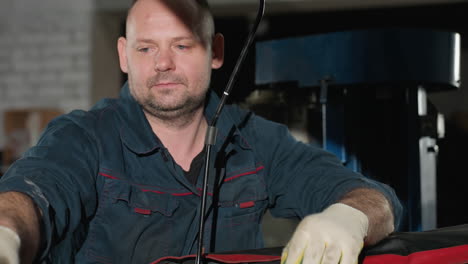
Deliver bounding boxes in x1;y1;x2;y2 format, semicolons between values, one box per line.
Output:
254;28;460;231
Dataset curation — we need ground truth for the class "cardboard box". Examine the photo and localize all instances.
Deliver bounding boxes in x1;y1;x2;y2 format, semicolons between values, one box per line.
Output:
3;109;63;169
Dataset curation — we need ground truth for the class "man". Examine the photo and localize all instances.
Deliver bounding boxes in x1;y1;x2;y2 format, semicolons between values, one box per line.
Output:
0;0;402;263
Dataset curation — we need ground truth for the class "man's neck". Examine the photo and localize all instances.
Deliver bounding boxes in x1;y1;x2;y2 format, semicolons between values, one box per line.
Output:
144;108;207;171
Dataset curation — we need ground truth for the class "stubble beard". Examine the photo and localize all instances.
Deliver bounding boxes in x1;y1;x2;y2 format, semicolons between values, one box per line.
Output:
142;88;206;126
130;72;209;128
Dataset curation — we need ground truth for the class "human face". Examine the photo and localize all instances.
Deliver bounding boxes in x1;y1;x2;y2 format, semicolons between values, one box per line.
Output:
118;0;224;121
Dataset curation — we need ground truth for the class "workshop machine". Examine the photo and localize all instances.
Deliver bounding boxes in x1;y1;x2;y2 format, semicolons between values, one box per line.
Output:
254;28;461;232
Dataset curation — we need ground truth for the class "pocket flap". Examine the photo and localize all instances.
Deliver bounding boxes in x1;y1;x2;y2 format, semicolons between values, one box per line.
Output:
218;166;268;207
109;180;179;216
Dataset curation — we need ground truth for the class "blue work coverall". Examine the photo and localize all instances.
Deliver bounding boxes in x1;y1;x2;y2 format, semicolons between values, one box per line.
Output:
0;83;402;263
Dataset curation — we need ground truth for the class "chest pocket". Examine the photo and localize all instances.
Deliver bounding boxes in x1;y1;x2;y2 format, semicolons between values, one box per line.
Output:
210;164;268;252
78;179;180;264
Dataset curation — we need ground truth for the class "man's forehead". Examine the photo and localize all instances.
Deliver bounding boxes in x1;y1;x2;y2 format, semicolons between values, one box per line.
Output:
126;0;214;46
128;0;202;22
127;0;202;33
131;0;209;8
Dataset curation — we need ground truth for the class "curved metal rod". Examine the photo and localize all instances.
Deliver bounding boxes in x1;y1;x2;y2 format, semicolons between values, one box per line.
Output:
195;1;266;264
210;0;266;127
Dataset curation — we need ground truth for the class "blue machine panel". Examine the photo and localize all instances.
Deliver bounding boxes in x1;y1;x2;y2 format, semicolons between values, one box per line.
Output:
254;28;461;232
255;28;460;91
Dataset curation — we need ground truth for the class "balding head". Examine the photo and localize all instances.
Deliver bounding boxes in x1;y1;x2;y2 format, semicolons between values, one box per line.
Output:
116;0;224;124
126;0;215;46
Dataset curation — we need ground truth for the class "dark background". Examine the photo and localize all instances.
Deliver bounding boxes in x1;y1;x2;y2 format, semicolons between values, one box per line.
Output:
210;1;468;230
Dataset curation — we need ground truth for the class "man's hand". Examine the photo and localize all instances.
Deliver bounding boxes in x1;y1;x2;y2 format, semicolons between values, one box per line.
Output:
281;203;368;264
0;226;21;264
0;192;43;264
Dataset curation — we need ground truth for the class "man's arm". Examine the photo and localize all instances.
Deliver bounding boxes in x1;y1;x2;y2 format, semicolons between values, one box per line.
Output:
0;192;42;264
339;188;395;245
281;188;396;264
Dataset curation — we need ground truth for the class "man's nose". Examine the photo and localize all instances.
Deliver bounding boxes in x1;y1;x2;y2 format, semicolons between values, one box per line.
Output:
154;48;175;72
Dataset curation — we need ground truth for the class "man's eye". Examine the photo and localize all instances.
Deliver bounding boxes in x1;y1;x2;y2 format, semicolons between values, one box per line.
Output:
138;47;150;53
176;45;189;50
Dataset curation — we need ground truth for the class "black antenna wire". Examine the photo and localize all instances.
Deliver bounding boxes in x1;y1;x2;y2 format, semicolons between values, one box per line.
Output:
195;1;266;264
210;0;266;127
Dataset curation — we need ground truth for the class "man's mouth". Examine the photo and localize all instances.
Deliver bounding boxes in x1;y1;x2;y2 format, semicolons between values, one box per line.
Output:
152;82;182;88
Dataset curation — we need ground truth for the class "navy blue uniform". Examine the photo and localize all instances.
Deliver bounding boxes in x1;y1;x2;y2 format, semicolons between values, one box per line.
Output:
0;83;402;263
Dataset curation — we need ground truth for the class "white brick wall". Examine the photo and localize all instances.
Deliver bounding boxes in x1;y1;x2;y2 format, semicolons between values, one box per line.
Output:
0;0;93;148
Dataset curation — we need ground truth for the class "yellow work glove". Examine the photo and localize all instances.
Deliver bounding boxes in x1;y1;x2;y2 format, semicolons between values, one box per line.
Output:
281;203;368;264
0;226;20;264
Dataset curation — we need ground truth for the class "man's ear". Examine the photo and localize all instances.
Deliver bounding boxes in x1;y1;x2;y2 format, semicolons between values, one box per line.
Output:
117;37;129;73
211;33;224;69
